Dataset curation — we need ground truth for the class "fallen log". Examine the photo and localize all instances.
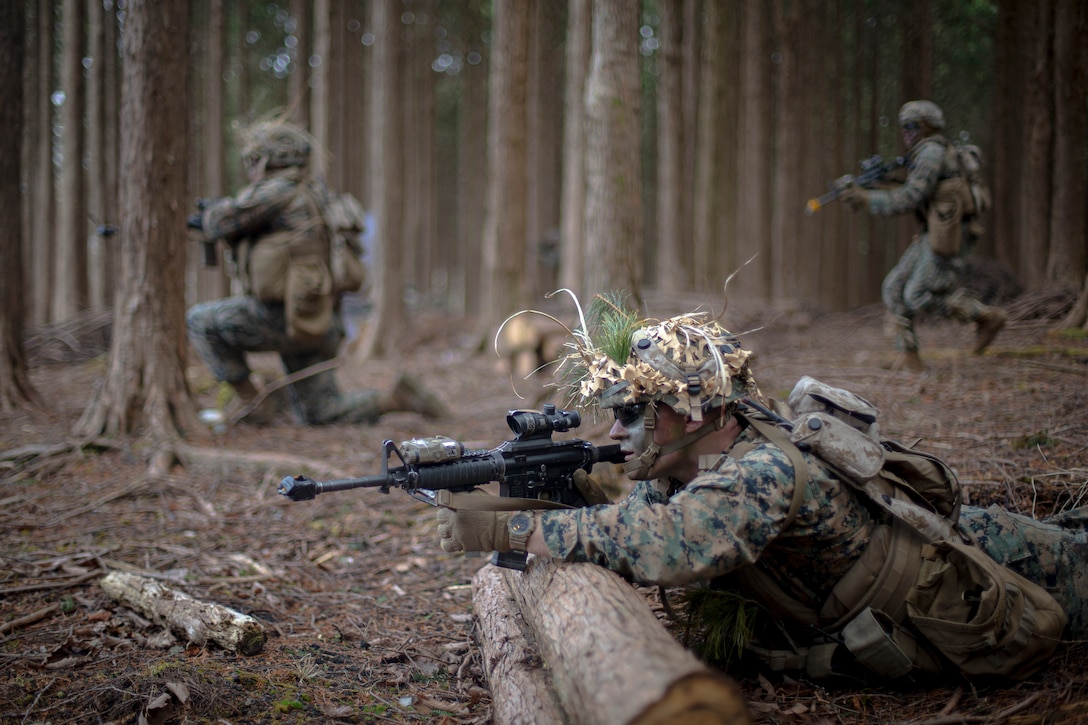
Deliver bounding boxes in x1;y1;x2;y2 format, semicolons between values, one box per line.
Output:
100;571;267;655
473;558;752;725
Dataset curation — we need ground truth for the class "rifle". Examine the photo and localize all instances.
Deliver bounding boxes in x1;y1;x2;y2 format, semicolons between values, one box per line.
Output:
278;404;627;570
805;154;904;215
187;198;221;267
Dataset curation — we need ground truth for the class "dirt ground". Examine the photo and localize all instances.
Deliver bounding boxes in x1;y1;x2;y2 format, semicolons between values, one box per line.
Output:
3;286;1088;724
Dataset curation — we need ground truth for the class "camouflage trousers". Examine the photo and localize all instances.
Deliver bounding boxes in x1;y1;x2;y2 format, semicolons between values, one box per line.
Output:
186;296;380;425
881;235;985;352
964;504;1088;639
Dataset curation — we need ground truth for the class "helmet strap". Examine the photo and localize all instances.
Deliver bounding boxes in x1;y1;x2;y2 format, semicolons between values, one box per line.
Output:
622;405;728;479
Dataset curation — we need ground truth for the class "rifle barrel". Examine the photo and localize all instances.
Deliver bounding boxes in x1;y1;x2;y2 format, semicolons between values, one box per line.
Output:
315;474;397;493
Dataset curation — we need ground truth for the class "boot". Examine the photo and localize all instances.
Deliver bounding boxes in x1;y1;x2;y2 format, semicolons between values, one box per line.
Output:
895;349;926;373
388;374;449;419
973;306;1007;355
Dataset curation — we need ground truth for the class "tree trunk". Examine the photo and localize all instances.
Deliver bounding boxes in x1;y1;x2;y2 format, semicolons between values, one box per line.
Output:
655;0;686;293
0;0;36;411
734;0;771;301
583;0;642;299
1045;0;1088;289
770;0;803;303
357;0;406;359
30;0;55;327
311;0;335;185
405;4;437;305
100;572;267;656
473;560;753;725
991;0;1019;267
87;0;109;310
75;0;199;454
691;0;723;293
103;0;120;291
478;0;530;337
526;0;565;301
680;0;700;289
1059;274;1088;329
1017;0;1054;288
54;0;88;322
288;0;311;129
197;0;229;303
454;3;488;316
558;0;591;296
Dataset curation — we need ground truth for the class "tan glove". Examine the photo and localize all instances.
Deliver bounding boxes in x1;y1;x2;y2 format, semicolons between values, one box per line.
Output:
436;490;512;553
573;469;611;506
839;186;870;212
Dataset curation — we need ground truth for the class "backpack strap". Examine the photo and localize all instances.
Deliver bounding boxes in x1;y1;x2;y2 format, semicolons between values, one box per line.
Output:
735;411;809;528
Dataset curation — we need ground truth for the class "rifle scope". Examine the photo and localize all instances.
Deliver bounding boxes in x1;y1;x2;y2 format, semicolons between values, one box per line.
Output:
507;404;580;439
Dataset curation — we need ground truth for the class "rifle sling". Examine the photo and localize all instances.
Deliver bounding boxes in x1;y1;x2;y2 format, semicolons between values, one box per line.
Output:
435;489;574;512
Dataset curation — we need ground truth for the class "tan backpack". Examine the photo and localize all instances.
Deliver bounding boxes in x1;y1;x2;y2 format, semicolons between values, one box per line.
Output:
735;377;1066;681
925;139;978;257
321;191;368;295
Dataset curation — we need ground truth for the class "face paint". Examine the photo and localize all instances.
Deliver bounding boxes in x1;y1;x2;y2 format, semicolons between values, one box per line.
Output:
609;404;653;479
618;411;648;457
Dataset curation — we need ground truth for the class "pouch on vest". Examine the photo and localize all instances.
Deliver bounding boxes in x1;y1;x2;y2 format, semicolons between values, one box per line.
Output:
787;375;880;439
789;412;884;483
285;254;334;347
323;192;368;294
247;231;295;301
926;176;971;257
906;539;1066;679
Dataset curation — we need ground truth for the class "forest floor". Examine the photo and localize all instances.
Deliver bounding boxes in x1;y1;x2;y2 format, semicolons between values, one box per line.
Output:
3;283;1088;725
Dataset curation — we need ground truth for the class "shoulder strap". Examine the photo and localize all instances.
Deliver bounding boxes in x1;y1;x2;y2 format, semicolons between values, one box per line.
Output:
735;412;808;528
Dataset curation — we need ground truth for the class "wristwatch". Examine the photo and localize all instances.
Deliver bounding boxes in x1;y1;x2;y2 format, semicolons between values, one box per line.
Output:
507;512;535;553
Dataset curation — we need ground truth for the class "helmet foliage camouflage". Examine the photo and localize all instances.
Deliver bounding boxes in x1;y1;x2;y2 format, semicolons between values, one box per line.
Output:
239;119;313;171
898;100;945;130
553;292;759;422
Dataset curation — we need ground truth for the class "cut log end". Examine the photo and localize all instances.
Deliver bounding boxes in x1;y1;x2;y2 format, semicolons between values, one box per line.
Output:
630;672;754;725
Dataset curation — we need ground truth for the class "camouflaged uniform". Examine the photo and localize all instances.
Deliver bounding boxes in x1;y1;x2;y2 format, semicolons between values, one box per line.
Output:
866;137;991;355
539;424;1088;639
186;167;381;425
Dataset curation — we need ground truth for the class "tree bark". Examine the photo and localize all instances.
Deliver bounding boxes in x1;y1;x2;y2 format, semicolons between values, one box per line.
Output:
558;0;591;296
0;0;37;410
75;0;199;450
478;0;530;338
87;0;109;310
691;0;723;293
1045;0;1088;289
1059;274;1088;330
54;0;88;322
655;0;686;293
1017;0;1054;288
473;564;567;724
357;0;406;359
100;572;267;656
526;0;565;300
473;559;753;725
30;0;55;327
583;0;642;300
453;2;488;316
734;0;771;301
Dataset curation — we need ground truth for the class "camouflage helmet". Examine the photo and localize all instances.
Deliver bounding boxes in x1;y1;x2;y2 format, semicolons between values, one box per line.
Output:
898;100;945;130
240;120;313;171
554;293;760;423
